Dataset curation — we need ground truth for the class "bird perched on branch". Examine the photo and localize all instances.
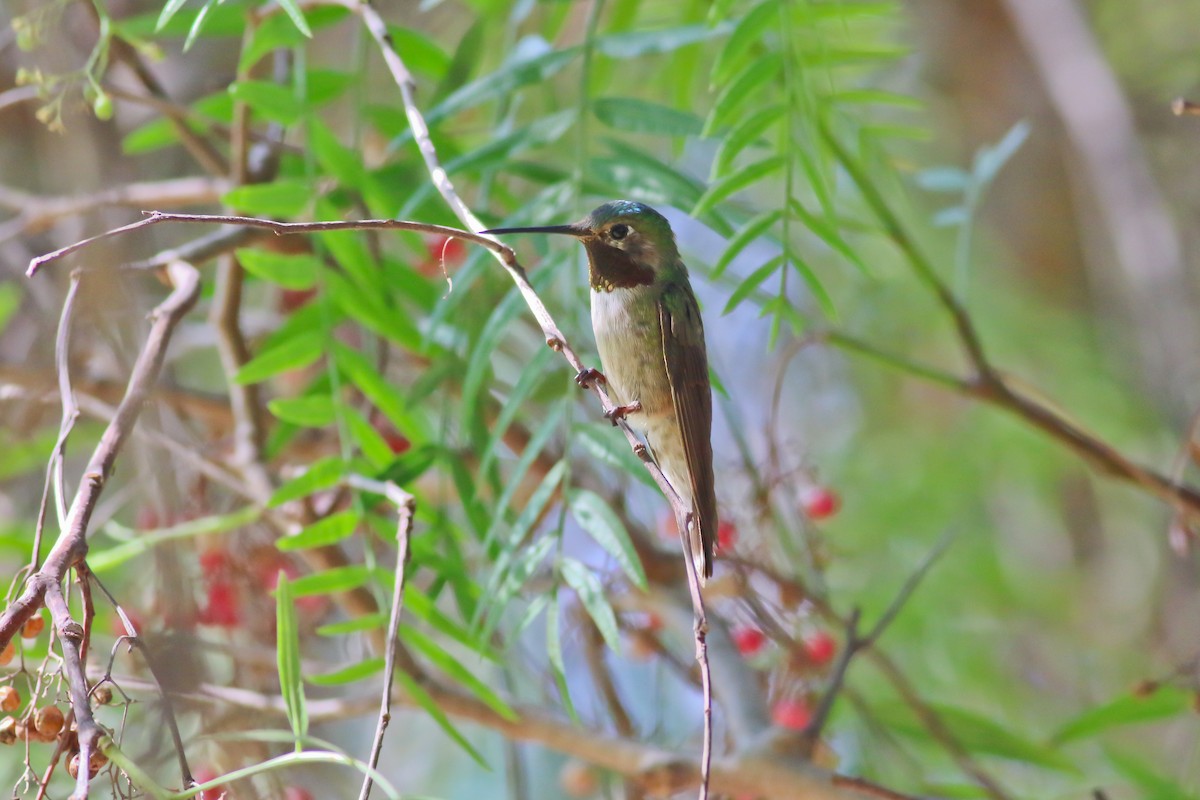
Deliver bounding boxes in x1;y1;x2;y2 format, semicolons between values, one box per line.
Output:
485;201;717;583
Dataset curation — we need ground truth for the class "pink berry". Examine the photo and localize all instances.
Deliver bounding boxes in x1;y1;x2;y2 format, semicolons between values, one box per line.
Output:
717;521;738;551
283;788;315;800
771;698;812;731
732;626;767;656
800;485;840;520
804;631;837;665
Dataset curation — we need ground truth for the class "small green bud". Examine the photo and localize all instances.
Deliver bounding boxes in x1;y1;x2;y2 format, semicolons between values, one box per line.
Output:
92;93;113;121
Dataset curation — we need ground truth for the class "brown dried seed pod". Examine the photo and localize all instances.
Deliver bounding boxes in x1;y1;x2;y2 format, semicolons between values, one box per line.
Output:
34;706;64;737
0;717;16;745
0;686;20;712
20;617;44;639
92;685;113;706
67;754;80;780
88;748;108;772
0;642;15;667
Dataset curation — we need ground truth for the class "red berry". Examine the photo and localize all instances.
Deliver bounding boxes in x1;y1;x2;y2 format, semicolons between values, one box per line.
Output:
198;582;240;628
419;235;467;275
199;548;230;577
800;485;840;520
279;288;317;313
771;698;812;731
383;431;410;455
191;767;224;800
658;513;678;542
717;521;738;551
135;507;161;530
643;613;663;632
803;631;837;665
732;626;767;656
283;788;315;800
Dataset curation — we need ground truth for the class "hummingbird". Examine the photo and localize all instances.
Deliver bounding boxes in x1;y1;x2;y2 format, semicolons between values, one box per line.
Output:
484;201;717;583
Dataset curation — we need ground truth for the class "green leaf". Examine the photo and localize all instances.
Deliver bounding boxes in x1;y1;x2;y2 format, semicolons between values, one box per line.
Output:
122;92;232;155
723;253;785;314
0;283;22;334
692;155;786;217
712;209;783;278
560;558;620;652
593;97;702;138
1052;686;1191;745
544;589;576;720
594;22;731;58
325;271;421;351
277;511;359;552
404;587;499;662
881;702;1077;772
703;54;782;137
184;0;221;52
461;286;526;438
973;120;1031;185
343;406;396;471
308;658;386;687
268;395;336;427
571;424;656;489
831;88;922;109
275;573;308;747
223;179;313;217
236;248;321;290
308;117;364;189
318;612;388;636
288;565;373;596
386;25;451;77
403;626;518;721
332;342;420;439
239;9;311;71
269;456;346;507
712;103;785;179
229;80;303;125
430;43;579;121
155;0;191;31
567;489;647;589
393;669;488;767
915;166;970;193
385;26;452;79
234;330;324;385
276;0;313;38
91;506;261;572
711;0;776;85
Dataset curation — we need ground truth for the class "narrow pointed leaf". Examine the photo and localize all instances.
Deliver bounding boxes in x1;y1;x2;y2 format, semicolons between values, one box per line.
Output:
560;557;620;653
277;511;359;552
234;330;324;385
275;573;308;746
308;658;386;687
692;155;786;217
567;489;647;589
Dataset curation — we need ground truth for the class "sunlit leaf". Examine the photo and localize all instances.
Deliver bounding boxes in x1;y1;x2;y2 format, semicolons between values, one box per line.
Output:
560;557;620;652
277;511;360;552
236;248;322;290
234;330;324;385
276;573;308;747
308;658;385;687
567;489;647;589
593;97;702;138
1052;687;1191;745
269;457;346;507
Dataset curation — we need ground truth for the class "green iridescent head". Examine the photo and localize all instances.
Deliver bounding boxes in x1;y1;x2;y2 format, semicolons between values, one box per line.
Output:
483;200;680;282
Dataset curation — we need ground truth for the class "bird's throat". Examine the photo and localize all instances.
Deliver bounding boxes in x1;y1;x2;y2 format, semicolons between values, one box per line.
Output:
585;241;655;292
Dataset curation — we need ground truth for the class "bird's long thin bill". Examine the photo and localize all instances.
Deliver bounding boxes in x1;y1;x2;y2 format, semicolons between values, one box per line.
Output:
480;224;586;236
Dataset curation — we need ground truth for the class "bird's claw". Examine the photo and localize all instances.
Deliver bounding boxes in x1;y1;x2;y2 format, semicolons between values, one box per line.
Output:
575;367;606;388
604;400;642;426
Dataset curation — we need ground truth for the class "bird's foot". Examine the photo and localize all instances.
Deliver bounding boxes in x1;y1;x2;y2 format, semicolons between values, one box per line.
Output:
604;400;642;426
575;367;606;388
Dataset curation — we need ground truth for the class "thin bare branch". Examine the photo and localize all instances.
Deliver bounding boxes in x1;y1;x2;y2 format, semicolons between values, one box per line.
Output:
344;475;415;800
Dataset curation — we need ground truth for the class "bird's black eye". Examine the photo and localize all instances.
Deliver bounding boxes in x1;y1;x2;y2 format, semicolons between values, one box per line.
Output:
609;223;629;241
